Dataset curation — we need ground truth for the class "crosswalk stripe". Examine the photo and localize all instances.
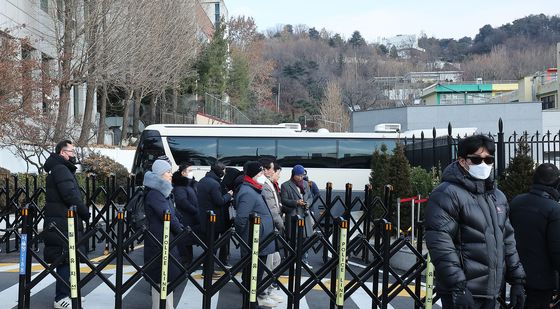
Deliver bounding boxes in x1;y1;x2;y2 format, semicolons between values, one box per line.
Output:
176;276;215;309
0;272;56;308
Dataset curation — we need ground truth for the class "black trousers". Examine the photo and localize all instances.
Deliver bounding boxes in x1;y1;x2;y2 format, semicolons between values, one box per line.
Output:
440;294;499;309
524;289;553;309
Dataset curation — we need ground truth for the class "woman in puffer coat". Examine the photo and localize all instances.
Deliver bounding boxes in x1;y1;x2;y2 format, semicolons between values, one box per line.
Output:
143;160;184;309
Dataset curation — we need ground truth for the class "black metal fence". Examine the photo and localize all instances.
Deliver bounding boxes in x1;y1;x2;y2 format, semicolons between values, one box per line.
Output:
1;173;446;309
403;119;560;179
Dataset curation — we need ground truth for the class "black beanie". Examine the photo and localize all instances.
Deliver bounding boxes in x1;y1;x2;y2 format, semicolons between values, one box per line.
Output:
244;161;263;178
533;163;560;187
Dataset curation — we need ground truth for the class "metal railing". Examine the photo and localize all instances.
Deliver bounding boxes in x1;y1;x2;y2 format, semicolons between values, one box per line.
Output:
202;93;251;124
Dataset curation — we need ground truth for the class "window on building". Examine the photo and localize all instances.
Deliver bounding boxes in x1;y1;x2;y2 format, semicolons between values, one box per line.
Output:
40;0;49;12
440;93;464;105
73;86;80;118
41;54;52;113
214;3;220;26
21;45;33;109
541;95;556;110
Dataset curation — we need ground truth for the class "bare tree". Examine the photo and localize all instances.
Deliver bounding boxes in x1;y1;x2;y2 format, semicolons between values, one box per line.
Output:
96;0;199;144
319;81;349;132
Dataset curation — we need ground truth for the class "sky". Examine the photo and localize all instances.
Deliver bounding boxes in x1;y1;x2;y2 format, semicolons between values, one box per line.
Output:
227;0;559;42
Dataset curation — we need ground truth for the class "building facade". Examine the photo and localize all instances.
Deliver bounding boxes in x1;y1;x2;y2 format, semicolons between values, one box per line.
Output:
351;102;544;138
0;0;95;129
420;81;518;105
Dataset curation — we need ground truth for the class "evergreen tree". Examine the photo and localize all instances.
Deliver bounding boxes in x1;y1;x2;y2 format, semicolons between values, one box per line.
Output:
370;144;390;218
389;45;398;58
370;144;390;197
328;33;344;48
499;137;535;201
308;27;320;40
348;30;366;48
227;51;251;109
388;143;413;230
197;20;228;96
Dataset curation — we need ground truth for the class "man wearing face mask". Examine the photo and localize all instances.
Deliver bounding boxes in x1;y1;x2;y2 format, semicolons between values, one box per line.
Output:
509;163;560;309
43;140;90;309
425;134;526;309
234;161;278;307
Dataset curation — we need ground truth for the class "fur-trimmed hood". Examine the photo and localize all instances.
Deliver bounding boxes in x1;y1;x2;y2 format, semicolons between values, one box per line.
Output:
143;171;172;197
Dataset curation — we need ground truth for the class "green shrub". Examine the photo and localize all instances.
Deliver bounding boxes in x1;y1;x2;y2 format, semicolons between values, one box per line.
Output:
410;166;434;198
388;143;413;230
369;144;390;218
499;137;535;201
81;153;131;204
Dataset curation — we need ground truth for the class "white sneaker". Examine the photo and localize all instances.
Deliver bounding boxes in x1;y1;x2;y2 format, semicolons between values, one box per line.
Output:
257;295;279;307
54;297;72;309
267;289;284;303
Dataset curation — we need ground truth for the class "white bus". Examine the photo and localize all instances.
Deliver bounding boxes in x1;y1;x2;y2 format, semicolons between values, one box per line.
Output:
131;123;475;191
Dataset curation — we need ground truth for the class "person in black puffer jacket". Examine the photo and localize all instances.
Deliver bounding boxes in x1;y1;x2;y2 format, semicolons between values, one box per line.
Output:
197;162;233;266
510;163;560;309
425;135;526;309
43;140;90;309
171;161;200;266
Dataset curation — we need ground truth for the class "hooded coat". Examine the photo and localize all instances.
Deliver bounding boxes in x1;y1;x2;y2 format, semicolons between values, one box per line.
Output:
425;162;525;297
42;153;89;263
143;171;184;284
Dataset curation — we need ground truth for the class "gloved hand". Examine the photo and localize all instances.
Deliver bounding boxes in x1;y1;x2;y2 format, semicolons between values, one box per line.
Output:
452;288;475;309
509;284;526;309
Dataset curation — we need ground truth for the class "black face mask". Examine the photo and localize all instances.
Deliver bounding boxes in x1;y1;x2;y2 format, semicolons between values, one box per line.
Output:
68;156;78;165
216;170;225;178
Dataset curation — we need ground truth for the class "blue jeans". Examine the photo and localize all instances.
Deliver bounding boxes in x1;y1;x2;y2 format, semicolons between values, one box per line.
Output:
55;263;70;301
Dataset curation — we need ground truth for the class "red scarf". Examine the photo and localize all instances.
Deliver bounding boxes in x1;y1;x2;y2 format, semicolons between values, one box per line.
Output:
243;175;263;190
273;180;281;194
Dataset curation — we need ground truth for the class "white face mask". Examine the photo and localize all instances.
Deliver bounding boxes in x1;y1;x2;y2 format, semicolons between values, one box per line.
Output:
255;175;267;185
186;171;194;179
467;162;493;180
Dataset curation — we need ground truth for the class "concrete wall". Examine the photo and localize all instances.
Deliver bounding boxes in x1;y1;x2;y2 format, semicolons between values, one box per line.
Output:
542;110;560;134
351;102;543;137
351;106;410;132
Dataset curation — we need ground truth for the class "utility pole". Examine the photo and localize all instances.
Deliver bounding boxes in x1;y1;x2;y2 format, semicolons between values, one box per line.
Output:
277;82;280;112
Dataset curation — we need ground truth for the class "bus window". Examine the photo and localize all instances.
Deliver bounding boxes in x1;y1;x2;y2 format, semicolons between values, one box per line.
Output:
132;130;165;184
277;138;337;168
338;139;394;168
218;138;275;166
167;137;217;166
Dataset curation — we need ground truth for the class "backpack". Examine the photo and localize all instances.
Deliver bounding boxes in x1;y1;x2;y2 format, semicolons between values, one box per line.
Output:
125;186;149;231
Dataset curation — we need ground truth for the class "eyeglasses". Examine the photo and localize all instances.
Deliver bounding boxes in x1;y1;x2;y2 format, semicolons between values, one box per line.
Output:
467;155;494;165
63;149;75;154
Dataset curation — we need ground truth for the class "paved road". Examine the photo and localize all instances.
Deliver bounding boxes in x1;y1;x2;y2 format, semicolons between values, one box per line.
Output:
0;239;442;308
